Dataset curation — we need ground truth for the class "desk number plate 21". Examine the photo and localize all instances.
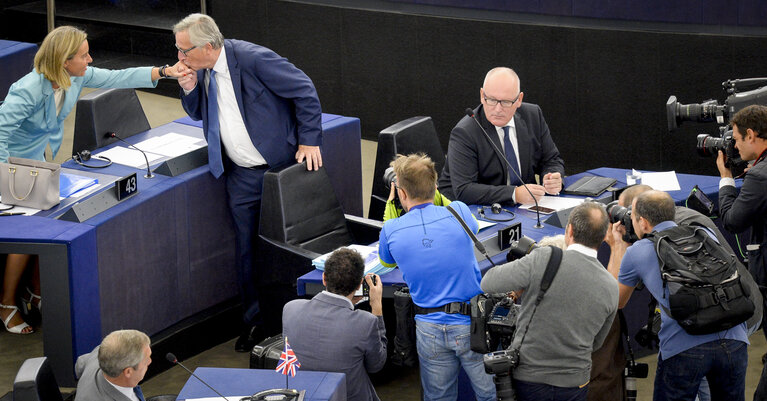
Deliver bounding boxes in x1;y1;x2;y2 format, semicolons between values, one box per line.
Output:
116;173;138;201
498;222;522;250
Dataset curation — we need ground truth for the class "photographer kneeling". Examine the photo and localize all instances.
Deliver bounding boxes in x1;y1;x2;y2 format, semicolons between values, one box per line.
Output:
481;202;618;401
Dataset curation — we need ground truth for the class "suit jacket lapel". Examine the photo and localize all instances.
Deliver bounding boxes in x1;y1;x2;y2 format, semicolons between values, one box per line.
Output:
477;106;508;184
514;112;531;181
224;40;247;122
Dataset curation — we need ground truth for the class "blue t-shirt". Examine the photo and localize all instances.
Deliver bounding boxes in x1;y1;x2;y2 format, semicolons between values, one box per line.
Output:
378;201;482;325
618;220;748;359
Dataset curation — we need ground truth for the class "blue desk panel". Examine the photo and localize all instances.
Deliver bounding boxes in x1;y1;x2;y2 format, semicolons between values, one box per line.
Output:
177;368;346;401
0;40;37;99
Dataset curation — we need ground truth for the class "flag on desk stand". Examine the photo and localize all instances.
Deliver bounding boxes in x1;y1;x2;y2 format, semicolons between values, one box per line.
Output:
276;337;301;388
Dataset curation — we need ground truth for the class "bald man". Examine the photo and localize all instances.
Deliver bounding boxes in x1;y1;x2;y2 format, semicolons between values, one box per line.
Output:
438;67;564;206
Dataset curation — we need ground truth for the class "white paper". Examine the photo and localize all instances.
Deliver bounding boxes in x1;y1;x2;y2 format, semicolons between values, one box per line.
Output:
134;132;205;158
520;195;583;212
0;200;42;215
640;171;681;191
95;146;164;169
477;219;497;231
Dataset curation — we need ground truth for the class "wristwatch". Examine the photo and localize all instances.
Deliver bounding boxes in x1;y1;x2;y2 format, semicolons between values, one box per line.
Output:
159;64;169;78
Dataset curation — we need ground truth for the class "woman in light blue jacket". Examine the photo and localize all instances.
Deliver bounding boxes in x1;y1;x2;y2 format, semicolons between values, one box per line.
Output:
0;26;182;334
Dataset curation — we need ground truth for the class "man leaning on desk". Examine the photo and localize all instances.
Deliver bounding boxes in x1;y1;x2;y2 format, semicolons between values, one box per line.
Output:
438;67;565;206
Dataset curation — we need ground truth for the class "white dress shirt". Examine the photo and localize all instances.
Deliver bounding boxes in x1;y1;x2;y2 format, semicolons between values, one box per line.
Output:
208;50;268;167
104;378;141;401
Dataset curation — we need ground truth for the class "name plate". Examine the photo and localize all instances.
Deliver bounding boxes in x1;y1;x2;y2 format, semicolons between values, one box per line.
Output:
115;173;138;201
497;222;522;250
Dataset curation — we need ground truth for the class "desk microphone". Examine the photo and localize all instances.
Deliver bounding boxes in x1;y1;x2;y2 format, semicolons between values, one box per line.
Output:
465;108;544;229
104;132;154;179
166;353;232;401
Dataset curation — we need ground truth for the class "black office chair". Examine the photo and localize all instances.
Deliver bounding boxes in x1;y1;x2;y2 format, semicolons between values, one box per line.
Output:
12;357;64;401
72;88;151;155
256;162;382;334
369;116;446;220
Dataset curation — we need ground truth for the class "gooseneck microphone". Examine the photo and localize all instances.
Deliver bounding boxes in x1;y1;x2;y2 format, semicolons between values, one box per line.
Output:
465;108;544;229
166;353;232;401
105;132;154;179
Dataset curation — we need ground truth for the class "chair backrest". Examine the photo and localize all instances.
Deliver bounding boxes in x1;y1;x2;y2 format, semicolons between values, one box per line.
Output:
369;116;446;219
260;163;353;254
72;88;151;154
13;357;63;401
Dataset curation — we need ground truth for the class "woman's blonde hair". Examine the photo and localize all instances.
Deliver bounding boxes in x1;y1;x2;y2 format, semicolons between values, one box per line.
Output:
34;26;87;90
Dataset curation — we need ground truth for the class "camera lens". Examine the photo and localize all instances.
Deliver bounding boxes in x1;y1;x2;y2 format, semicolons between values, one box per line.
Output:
696;134;726;157
383;167;397;189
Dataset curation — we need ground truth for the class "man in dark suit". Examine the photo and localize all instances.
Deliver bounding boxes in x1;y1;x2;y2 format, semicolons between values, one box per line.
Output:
172;14;323;351
74;330;152;401
283;248;387;401
439;67;564;206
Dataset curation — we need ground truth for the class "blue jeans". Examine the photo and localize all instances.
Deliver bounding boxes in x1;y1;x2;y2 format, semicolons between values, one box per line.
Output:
513;379;587;401
415;320;496;401
654;339;747;401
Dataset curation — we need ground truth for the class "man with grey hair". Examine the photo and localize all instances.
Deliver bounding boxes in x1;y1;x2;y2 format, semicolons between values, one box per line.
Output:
172;13;324;351
481;201;618;401
74;329;152;401
439;67;564;206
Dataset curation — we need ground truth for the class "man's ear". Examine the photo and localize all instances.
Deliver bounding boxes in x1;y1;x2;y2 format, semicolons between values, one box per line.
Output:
321;272;327;288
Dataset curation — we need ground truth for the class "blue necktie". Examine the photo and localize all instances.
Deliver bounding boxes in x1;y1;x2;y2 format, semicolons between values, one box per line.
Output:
133;386;145;401
206;69;225;178
503;126;521;186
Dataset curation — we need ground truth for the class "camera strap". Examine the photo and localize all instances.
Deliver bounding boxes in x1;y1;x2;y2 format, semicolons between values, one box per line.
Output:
515;246;563;352
446;205;496;267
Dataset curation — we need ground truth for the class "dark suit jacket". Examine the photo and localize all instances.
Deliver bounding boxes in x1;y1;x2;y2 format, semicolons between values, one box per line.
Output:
719;159;767;246
283;291;387;401
438;103;564;205
74;347;134;401
180;39;322;169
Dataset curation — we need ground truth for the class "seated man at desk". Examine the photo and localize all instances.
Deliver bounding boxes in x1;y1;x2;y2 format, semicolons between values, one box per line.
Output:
379;153;495;401
438;67;564;206
74;329;152;401
283;248;386;401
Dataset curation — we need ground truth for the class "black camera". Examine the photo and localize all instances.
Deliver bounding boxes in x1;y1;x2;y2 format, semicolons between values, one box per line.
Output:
606;201;638;243
383;167;397;189
361;275;377;297
483;348;519;401
487;297;520;350
696;128;749;176
624;359;650;401
506;235;538;262
634;309;661;349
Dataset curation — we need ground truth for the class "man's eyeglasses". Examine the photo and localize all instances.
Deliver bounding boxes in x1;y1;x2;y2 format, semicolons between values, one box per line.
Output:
175;44;198;56
483;93;521;108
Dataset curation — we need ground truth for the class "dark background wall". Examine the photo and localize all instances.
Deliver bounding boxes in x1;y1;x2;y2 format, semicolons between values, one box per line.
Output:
211;0;767;177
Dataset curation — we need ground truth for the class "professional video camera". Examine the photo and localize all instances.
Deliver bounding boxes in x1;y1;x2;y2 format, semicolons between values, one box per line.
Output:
606;201;638;243
666;78;767;176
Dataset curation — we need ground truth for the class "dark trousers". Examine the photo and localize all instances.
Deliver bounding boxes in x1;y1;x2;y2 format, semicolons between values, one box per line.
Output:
513;379;588;401
225;163;267;326
587;314;626;401
654;339;747;401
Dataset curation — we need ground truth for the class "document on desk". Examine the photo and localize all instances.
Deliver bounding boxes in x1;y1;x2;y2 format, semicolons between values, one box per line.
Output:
95;146;164;169
641;171;681;191
134;132;206;158
520;195;583;212
0;199;42;215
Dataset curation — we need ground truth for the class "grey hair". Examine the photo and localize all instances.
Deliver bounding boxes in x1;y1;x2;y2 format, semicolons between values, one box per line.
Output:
98;330;150;377
173;13;224;49
483;67;520;88
567;201;609;249
538;234;566;250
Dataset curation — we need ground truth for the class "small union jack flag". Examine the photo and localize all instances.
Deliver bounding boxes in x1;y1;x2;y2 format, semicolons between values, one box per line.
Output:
275;337;301;377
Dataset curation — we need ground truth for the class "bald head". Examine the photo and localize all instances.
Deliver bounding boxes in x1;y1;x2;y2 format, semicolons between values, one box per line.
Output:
480;67;523;127
633;190;675;227
483;67;520;89
618;184;653;207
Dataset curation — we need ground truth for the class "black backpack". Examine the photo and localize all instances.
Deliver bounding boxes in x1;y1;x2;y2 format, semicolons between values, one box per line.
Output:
647;225;755;335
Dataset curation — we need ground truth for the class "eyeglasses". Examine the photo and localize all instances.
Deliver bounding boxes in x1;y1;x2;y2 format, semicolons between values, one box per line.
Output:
483;93;521;108
175;44;198;56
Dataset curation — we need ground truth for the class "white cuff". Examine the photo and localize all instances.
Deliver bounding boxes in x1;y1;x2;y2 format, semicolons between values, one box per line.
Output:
719;177;736;189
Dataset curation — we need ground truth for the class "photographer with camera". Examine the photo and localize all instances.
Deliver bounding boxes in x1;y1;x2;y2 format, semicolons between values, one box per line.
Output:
607;190;749;400
382;166;451;221
716;104;767;400
378;153;495;401
480;201;618;401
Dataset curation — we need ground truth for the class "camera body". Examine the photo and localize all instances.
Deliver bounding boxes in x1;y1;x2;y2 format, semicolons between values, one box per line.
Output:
383;167;397;189
483;348;519;375
606;201;638;243
506;235;538;262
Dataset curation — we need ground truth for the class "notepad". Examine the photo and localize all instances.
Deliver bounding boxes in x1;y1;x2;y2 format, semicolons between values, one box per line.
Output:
562;176;617;197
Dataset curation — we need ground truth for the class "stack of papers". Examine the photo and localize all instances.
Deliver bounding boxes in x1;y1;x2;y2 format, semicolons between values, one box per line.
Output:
312;244;395;276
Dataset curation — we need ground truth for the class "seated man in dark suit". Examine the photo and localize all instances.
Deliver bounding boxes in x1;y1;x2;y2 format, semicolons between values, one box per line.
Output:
439;67;565;205
74;329;152;401
283;248;386;401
